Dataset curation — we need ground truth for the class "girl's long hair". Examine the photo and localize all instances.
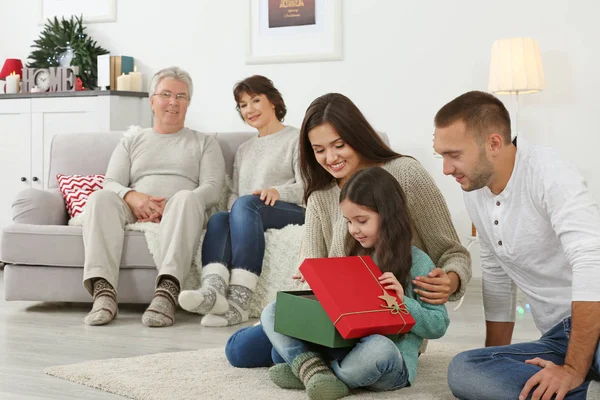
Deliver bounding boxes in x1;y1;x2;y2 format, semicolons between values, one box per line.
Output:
339;166;413;287
299;93;402;204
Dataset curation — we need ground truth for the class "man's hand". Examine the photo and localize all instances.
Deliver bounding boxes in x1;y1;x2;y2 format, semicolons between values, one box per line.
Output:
412;268;456;304
519;359;584;400
252;188;280;206
124;191;166;222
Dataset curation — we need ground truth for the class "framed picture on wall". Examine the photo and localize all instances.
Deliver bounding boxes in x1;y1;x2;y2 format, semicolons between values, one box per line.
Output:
246;0;343;65
39;0;117;24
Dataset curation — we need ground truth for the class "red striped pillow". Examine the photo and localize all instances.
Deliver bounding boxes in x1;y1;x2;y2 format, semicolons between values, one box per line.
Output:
56;174;105;219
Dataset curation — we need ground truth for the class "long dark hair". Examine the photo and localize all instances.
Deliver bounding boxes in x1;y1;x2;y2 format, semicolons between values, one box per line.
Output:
299;93;402;204
339;167;413;287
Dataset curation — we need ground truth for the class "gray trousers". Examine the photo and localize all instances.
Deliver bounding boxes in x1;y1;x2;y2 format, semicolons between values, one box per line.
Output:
82;189;205;295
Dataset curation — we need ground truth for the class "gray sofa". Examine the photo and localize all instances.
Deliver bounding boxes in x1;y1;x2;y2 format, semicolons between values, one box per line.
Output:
1;131;255;303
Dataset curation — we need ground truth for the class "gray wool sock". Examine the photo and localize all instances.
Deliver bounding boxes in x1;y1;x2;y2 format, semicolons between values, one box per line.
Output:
201;269;258;327
179;263;229;315
84;278;118;326
142;277;179;327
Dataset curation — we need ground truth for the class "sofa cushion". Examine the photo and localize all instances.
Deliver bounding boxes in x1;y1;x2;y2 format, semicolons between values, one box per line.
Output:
1;223;156;268
57;174;105;218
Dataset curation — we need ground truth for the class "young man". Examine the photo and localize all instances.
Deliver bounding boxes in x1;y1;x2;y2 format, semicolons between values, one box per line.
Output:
433;91;600;400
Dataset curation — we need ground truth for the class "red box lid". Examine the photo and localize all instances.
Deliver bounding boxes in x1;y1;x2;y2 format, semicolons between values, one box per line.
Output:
299;255;416;339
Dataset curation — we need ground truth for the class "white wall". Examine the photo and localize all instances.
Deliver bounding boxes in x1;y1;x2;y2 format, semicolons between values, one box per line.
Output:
2;0;599;277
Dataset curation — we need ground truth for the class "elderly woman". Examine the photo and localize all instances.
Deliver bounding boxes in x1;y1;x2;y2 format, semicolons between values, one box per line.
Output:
82;66;225;327
178;75;305;327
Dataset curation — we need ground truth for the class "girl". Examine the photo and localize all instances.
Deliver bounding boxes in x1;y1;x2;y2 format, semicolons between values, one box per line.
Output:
225;93;469;366
261;167;450;399
178;75;305;327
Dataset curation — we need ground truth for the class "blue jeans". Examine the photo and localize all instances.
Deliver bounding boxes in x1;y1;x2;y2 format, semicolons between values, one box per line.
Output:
225;324;284;368
201;195;305;274
260;301;410;391
448;317;600;400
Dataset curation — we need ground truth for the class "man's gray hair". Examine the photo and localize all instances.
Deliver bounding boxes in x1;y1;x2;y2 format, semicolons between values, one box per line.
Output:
149;66;193;102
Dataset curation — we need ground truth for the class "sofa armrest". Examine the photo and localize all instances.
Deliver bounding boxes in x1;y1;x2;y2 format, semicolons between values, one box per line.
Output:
12;188;68;225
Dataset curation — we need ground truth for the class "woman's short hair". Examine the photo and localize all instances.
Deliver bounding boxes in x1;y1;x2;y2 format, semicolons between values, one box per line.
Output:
233;75;287;122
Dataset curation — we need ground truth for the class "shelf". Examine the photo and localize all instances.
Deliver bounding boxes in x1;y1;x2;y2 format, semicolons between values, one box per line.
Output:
0;90;148;100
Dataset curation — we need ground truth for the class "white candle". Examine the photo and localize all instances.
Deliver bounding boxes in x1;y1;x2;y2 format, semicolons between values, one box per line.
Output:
5;72;20;94
116;72;131;91
128;66;142;92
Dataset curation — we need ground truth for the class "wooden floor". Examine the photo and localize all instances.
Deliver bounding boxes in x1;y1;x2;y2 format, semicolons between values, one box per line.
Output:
0;269;540;399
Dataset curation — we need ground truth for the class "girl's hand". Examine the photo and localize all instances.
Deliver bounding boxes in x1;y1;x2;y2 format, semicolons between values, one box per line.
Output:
379;272;404;302
252;188;280;206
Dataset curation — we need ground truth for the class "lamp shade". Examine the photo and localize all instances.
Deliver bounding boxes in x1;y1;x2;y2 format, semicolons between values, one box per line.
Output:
0;58;24;80
488;38;545;95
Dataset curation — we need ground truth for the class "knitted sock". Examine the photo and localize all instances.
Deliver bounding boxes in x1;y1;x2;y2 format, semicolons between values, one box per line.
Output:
142;276;179;327
269;363;305;390
201;269;258;327
178;263;229;315
84;278;118;326
291;352;349;400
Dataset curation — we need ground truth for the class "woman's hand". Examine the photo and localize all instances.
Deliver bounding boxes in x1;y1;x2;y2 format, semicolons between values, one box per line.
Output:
412;269;457;305
252;188;280;206
124;191;166;222
379;272;404;302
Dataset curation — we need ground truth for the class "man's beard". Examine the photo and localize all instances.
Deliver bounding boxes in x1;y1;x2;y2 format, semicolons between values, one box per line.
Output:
462;152;493;192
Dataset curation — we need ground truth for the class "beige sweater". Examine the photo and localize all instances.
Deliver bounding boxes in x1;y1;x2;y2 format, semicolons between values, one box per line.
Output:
103;127;225;209
299;156;472;301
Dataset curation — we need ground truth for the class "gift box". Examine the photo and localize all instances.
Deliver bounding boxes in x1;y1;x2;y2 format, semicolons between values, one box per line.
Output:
275;290;362;348
274;256;415;348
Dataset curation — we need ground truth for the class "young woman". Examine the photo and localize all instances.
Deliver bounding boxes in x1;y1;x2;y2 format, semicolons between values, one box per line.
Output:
178;75;305;327
225;93;470;366
261;167;449;399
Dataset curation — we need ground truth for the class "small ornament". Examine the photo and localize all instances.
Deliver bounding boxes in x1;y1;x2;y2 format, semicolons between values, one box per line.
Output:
58;45;74;67
75;76;85;91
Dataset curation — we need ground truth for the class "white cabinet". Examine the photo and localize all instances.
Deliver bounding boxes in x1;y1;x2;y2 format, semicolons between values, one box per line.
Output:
0;91;151;230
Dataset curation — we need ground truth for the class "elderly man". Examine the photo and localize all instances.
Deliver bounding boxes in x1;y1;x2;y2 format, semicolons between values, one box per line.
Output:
434;91;600;400
82;66;225;327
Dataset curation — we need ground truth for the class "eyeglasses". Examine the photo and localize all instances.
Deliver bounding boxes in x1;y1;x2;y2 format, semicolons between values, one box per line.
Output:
153;91;190;102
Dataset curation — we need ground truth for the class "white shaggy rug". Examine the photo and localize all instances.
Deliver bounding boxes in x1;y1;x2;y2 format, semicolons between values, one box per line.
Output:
45;341;466;400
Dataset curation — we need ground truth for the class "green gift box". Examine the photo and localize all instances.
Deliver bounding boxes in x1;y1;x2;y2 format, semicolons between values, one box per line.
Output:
274;290;400;348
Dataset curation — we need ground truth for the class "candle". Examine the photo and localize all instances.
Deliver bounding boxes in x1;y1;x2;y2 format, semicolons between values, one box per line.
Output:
5;72;20;94
128;66;142;92
116;72;131;91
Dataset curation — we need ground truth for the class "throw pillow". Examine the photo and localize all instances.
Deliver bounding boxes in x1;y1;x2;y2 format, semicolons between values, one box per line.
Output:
56;174;105;219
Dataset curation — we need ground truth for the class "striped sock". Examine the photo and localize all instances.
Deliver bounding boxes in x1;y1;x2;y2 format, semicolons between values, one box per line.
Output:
142;277;179;327
84;278;118;326
291;352;349;400
269;362;304;390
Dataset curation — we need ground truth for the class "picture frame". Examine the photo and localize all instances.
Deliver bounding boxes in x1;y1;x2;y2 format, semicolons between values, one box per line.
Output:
39;0;117;25
246;0;343;65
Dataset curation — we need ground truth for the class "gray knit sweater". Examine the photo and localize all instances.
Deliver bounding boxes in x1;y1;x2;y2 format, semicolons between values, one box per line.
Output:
228;126;303;209
299;156;472;301
103;127;225;209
